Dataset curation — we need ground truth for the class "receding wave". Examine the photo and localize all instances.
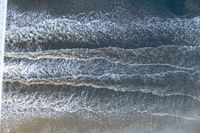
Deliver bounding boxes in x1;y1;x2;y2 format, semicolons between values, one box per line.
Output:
5;46;200;69
3;48;200;101
3;82;200;121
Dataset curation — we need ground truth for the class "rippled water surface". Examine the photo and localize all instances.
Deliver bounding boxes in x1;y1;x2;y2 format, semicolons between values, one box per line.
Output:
2;0;200;132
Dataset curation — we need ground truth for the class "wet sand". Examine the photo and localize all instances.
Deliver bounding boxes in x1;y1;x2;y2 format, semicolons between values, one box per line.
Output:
2;115;200;133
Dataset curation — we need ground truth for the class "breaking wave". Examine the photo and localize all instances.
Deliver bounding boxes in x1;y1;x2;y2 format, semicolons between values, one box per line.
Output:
5;17;200;52
3;0;200;125
3;82;200;121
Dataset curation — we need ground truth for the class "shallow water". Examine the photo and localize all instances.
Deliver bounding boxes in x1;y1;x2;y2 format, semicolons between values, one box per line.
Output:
2;0;200;132
2;117;200;133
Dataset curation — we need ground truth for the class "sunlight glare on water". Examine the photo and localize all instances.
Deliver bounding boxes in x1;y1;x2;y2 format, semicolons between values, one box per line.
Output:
0;0;7;123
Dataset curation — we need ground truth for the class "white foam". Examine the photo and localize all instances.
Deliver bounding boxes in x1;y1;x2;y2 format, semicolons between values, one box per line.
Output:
0;0;7;123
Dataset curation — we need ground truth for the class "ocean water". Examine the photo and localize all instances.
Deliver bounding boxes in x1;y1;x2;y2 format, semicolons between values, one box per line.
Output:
2;0;200;132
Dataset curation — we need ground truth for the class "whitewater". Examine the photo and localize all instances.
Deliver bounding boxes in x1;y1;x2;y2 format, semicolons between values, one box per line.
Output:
2;0;200;132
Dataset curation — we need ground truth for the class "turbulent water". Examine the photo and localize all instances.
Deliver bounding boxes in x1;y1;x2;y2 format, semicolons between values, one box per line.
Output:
2;0;200;132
